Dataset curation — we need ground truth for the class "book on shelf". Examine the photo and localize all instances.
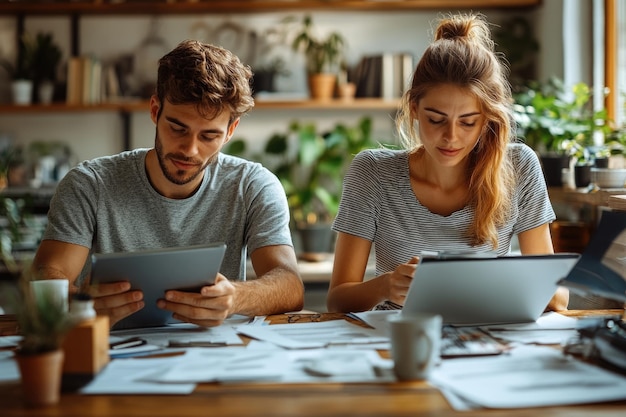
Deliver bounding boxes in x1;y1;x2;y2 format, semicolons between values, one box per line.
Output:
353;52;413;99
66;55;103;105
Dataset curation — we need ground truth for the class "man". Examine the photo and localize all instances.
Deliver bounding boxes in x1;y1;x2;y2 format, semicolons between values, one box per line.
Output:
33;39;304;328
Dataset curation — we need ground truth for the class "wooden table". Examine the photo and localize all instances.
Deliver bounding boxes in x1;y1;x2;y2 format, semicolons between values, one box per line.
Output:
1;310;626;417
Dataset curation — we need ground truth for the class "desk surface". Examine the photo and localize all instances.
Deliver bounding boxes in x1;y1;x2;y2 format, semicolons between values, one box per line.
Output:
2;310;626;417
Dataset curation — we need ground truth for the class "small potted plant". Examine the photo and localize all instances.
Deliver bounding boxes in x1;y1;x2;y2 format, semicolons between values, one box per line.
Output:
30;32;63;104
1;209;73;407
7;264;74;407
0;33;37;105
284;15;346;100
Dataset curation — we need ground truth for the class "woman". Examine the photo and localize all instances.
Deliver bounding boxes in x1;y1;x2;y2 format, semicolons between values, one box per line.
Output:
327;13;568;313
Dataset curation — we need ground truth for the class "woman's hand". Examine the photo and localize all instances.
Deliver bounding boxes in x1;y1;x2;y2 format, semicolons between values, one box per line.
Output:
384;256;419;306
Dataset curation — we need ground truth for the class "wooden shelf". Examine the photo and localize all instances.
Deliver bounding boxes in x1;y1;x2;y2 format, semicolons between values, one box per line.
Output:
0;98;400;113
0;1;541;15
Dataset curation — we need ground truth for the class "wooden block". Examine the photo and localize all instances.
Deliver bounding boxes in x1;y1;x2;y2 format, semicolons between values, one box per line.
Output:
62;315;109;375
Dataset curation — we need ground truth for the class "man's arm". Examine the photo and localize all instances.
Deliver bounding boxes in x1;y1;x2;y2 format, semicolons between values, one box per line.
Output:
33;239;145;326
33;239;90;285
233;244;304;316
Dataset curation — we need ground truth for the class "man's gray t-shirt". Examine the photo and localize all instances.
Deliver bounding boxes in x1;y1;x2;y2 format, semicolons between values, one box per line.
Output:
43;149;293;281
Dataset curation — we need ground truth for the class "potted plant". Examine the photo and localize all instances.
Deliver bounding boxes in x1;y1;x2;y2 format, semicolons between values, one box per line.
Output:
11;269;74;407
285;15;346;100
226;117;378;258
513;77;609;187
30;32;63;104
0;33;37;105
562;139;592;188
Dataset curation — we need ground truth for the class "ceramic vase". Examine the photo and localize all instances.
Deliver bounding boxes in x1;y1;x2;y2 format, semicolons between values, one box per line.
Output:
15;349;64;407
308;73;336;100
37;81;55;105
11;80;33;106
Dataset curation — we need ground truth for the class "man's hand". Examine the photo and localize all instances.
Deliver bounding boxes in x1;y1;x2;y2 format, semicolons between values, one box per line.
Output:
90;281;144;328
384;256;419;306
157;274;235;327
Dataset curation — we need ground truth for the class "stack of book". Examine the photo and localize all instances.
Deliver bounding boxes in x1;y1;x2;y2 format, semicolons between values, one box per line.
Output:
66;55;103;105
352;52;414;100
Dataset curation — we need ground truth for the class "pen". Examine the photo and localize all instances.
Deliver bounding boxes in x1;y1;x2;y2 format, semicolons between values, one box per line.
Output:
110;337;147;350
168;341;228;348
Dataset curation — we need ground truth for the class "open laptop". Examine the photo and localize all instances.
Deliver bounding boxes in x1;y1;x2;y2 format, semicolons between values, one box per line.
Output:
91;243;227;330
402;253;580;325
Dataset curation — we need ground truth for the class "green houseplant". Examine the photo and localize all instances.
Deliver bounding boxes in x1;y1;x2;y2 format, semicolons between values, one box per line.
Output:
0;33;36;81
1;215;73;406
513;77;609;186
31;32;63;104
11;267;74;407
0;33;37;105
226;117;378;256
285;14;346;99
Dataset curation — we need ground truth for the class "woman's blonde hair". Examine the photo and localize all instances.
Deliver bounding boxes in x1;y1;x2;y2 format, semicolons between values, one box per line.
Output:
395;13;515;249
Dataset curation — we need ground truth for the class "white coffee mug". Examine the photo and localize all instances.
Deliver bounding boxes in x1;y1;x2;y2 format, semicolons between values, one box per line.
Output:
388;312;442;381
30;279;69;313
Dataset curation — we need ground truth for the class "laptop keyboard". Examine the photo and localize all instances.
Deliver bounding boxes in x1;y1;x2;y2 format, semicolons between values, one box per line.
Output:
441;326;507;358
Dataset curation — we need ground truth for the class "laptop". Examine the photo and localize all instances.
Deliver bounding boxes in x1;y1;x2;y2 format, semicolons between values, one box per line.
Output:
91;243;227;330
402;253;580;325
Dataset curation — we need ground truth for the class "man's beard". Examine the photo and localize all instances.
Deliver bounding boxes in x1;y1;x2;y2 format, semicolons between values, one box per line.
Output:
154;131;215;185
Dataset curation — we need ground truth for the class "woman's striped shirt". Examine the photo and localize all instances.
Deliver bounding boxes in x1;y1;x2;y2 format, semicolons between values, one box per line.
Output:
332;143;555;277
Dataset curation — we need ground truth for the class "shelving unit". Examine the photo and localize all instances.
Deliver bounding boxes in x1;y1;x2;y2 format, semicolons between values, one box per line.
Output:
0;0;540;153
0;98;400;114
0;1;542;15
0;98;400;150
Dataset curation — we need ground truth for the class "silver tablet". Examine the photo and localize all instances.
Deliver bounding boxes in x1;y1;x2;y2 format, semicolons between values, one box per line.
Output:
91;243;227;330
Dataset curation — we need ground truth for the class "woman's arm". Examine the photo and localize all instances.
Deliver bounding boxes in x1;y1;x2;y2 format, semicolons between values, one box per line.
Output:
327;232;417;312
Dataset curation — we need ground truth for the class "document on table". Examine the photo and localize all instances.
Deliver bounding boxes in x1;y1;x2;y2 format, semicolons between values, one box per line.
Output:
236;319;388;349
111;321;244;347
431;345;626;409
139;344;394;384
480;312;579;344
0;350;19;383
143;347;285;383
81;355;196;395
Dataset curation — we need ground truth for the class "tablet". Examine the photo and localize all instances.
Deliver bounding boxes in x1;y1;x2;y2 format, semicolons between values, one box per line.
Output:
91;243;227;330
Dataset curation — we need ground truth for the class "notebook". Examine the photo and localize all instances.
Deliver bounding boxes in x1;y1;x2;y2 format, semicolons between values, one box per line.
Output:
402;253;580;325
91;243;227;330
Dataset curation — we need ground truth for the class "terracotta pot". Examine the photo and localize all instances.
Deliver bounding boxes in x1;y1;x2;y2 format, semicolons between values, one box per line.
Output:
15;349;64;407
308;73;336;100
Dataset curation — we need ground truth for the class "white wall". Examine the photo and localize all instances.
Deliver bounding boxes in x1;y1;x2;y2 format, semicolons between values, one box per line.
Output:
0;6;563;163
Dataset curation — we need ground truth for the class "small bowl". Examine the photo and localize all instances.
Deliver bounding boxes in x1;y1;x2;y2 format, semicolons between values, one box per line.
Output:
591;168;626;188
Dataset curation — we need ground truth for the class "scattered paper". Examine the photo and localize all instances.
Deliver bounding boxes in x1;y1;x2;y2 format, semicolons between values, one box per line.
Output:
432;345;626;409
237;319;388;349
81;355;195;395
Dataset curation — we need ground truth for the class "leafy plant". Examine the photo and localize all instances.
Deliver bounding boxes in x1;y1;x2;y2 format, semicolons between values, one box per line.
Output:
31;32;63;83
286;15;345;74
512;77;609;155
0;33;37;80
605;128;626;156
226;117;379;227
